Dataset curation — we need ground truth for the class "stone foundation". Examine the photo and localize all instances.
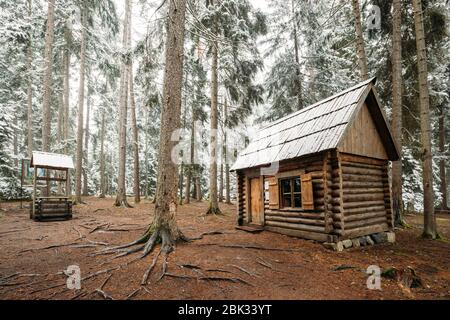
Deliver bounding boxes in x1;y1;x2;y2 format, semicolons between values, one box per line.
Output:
323;232;395;252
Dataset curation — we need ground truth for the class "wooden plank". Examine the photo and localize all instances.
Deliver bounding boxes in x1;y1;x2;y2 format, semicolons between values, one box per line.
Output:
36;176;67;182
341;223;389;239
338;102;388;160
265;220;324;233
339;153;387;166
301;173;314;210
265;226;328;242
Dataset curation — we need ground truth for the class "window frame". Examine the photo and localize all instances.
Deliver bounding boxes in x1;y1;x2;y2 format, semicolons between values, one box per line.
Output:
279;176;302;209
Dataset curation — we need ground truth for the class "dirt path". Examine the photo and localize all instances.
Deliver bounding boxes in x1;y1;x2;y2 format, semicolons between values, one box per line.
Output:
0;197;449;300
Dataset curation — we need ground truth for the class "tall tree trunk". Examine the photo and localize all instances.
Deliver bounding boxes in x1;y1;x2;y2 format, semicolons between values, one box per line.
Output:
179;163;184;204
63;21;71;195
83;80;91;196
207;6;221;215
144;0;187;253
391;0;404;227
195;176;202;201
439;105;448;212
291;0;302;109
178;87;188;205
224;98;230;204
412;0;437;238
219;100;223;202
144;106;150;199
351;0;369;80
129;67;141;204
114;0;132;207
57;90;64;194
13;115;18;168
41;0;56;152
26;0;33;158
75;2;87;204
99;110;106;198
185;103;195;204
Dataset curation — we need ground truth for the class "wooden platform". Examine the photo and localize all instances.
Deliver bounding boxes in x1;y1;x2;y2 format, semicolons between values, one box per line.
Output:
31;197;72;221
235;225;264;233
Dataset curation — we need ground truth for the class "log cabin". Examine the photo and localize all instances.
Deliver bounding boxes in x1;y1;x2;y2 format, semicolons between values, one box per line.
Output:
230;78;399;244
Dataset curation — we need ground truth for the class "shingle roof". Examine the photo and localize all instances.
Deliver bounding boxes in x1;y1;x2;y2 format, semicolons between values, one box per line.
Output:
231;78;397;171
31;151;74;169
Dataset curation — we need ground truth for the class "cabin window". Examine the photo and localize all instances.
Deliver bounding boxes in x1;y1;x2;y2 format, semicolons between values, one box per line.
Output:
280;177;302;208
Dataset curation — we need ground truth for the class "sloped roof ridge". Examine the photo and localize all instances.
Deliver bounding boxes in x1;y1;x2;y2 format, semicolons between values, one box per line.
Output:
260;77;376;131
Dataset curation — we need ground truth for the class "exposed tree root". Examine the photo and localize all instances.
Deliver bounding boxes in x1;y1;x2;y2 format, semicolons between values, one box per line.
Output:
228;264;260;278
114;198;133;208
126;287;142;299
205;204;222;215
198;243;301;252
186;230;225;241
95;288;113;300
141;249;161;285
163;273;253;286
93;274;114;300
90;223;110;234
0;227;31;236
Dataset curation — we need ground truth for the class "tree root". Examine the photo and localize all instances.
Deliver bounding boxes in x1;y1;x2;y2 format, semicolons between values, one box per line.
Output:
93;274;114;300
141;249;161;285
114;198;133;208
89;223;110;234
228;264;260;278
185;230;226;241
197;243;301;252
205;205;222;215
163;273;253;286
126;287;142;300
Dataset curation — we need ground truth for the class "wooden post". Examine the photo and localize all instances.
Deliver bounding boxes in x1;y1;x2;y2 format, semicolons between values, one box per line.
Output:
33;166;37;218
65;169;69;197
46;168;50;197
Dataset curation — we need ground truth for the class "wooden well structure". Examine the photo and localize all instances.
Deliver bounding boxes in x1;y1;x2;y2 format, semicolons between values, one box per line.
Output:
231;78;400;243
30;151;74;221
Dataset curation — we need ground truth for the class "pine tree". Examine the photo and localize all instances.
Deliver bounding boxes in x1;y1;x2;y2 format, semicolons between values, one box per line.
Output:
412;0;437;238
41;0;56;152
391;0;405;226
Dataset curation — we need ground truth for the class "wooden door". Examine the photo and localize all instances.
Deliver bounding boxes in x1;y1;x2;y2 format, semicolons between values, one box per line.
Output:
249;178;263;225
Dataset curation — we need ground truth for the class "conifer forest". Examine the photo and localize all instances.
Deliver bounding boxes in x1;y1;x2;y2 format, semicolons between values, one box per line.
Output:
0;0;449;302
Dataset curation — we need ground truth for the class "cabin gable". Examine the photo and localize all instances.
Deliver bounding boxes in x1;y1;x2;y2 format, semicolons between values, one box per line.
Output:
338;102;388;160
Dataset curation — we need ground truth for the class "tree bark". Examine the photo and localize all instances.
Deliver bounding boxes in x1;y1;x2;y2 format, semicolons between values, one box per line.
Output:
114;0;132;207
63;19;71;196
41;0;56;152
26;0;33;158
57;89;63;194
99;109;106;198
439;105;448;211
412;0;437;238
148;0;187;251
351;0;369;80
129;66;140;204
291;0;303;109
75;2;87;204
83;79;91;196
195;176;202;201
207;4;221;214
219;100;224;202
224;98;231;204
391;0;404;226
13;115;18;168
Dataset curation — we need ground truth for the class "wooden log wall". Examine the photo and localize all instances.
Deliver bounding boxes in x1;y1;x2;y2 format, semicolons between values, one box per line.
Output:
236;172;245;225
261;153;330;242
337;153;390;239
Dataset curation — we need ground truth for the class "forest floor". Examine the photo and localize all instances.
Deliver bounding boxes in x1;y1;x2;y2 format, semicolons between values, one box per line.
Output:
0;197;449;300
